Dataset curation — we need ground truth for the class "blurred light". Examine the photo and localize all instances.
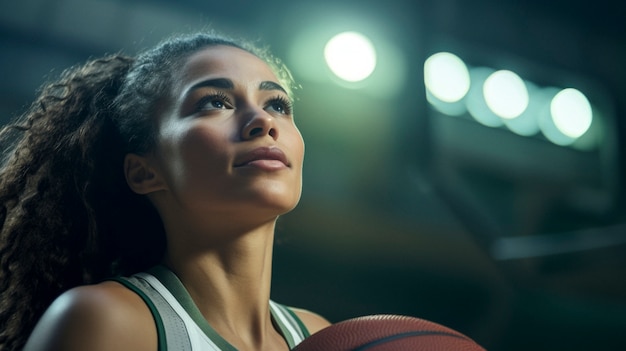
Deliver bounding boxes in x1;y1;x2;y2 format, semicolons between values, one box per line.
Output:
571;112;601;151
424;52;470;103
426;91;467;116
570;105;602;151
483;70;529;119
466;67;504;127
550;88;593;138
422;52;603;150
539;87;576;146
324;31;377;82
502;82;541;136
288;20;406;97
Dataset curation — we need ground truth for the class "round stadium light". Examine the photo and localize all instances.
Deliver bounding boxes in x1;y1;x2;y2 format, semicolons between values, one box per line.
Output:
483;70;529;119
424;52;471;103
324;31;377;82
465;67;504;127
550;88;593;138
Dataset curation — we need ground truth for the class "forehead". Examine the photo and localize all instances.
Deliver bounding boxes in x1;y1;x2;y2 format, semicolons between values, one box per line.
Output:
176;45;279;90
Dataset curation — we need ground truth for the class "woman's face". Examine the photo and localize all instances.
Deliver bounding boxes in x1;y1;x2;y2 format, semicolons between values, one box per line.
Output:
148;45;304;223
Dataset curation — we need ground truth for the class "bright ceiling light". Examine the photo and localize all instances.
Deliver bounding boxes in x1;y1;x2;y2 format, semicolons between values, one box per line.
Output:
550;88;593;138
424;52;470;103
324;31;377;82
483;70;529;119
465;67;503;127
502;82;541;136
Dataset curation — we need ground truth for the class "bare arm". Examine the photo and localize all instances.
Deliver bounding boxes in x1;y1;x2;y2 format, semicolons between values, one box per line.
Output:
23;282;157;351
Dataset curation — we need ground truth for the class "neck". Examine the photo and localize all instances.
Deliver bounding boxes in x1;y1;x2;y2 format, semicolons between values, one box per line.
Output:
162;218;278;346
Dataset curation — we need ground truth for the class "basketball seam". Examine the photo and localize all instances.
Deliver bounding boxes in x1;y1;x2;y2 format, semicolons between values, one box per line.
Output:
353;330;469;351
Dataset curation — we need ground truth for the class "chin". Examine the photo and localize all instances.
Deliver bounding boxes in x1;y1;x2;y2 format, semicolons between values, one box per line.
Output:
257;182;301;207
267;196;301;215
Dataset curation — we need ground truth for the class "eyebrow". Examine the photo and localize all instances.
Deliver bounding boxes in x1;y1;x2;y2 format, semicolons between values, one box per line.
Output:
259;81;288;94
185;78;287;97
186;78;234;95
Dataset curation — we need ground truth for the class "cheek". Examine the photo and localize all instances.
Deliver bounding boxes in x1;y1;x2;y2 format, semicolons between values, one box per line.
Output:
181;127;228;163
288;124;305;163
296;135;306;174
289;126;305;191
159;122;232;189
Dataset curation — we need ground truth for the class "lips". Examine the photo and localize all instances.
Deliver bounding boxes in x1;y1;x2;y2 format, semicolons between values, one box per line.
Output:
234;146;289;168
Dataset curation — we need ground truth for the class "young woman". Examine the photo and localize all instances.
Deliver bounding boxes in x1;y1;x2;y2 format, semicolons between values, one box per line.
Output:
0;32;330;351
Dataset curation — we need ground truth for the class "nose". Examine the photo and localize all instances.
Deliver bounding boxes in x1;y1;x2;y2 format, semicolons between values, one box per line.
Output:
241;109;278;141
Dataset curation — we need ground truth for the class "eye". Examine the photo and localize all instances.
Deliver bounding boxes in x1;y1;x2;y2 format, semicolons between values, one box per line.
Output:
265;96;293;115
196;92;233;112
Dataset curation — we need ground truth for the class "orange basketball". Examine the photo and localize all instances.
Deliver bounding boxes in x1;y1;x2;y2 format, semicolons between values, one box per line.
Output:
294;315;486;351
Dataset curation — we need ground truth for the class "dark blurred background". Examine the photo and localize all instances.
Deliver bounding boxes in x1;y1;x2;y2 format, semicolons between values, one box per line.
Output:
1;0;625;349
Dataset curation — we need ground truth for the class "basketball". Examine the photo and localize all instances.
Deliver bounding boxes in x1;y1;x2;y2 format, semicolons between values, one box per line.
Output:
293;315;486;351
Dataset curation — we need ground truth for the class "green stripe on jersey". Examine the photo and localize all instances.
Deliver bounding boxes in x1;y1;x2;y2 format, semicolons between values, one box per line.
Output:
148;265;238;351
110;277;168;351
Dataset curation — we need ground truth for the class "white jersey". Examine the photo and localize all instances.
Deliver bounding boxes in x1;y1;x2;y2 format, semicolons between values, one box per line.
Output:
113;265;310;351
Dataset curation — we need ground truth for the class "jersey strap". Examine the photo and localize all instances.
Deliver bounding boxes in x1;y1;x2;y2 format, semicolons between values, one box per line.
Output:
109;276;193;351
269;300;311;346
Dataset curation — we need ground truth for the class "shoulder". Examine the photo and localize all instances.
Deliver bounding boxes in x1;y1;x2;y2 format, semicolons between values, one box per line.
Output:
24;281;157;351
291;307;332;335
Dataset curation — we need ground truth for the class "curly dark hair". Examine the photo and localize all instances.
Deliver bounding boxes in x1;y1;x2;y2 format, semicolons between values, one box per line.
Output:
0;31;295;351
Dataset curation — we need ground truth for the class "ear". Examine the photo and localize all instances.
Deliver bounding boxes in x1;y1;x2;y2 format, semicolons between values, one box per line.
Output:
124;153;167;195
